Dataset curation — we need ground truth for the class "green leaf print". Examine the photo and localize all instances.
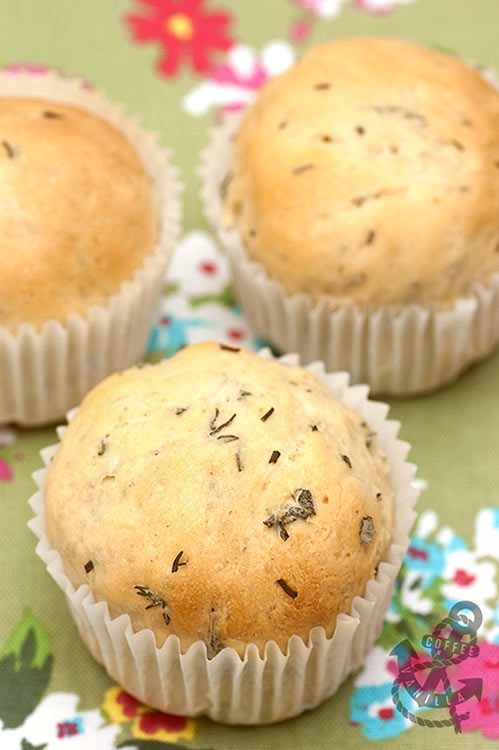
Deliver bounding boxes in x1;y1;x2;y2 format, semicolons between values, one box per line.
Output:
377;569;447;652
0;608;53;729
189;284;237;309
21;739;48;750
162;280;180;297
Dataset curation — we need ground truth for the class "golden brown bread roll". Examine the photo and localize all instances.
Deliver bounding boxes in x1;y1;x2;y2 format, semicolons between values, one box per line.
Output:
45;342;394;655
223;38;499;308
0;97;157;331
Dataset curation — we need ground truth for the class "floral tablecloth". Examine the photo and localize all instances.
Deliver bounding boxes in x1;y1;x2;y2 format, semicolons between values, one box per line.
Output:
1;0;499;747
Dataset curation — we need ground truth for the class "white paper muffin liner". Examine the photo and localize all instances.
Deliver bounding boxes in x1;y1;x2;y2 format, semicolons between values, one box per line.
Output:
0;70;182;425
28;350;418;725
199;107;499;396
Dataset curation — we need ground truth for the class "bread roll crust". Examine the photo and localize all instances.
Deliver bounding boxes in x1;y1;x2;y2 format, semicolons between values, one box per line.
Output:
46;342;395;655
223;38;499;307
0;97;157;330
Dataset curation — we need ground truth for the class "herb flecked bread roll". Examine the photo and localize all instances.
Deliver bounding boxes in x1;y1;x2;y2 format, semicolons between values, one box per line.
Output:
0;97;157;331
45;342;394;656
222;37;499;307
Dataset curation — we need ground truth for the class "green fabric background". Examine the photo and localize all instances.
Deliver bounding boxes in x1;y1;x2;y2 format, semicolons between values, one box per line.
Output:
1;0;498;747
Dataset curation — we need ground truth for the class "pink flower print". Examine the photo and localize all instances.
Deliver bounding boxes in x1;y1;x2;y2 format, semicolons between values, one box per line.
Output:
0;458;13;482
455;642;499;738
182;41;295;117
0;427;16;483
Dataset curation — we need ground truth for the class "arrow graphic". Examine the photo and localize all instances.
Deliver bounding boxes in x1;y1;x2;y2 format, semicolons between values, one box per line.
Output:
454;678;483;704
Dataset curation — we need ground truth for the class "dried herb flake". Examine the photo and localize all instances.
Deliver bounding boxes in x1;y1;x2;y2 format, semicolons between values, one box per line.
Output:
43;110;63;119
360;516;375;545
352;195;368;207
209;408;219;431
344;273;366;288
293;163;314;175
277;579;297;598
217;434;239;443
372;105;427;127
341;454;352;469
84;560;94;573
237;389;252;400
97;439;107;456
2;140;17;159
206;608;224;658
269;450;281;464
220;344;240;353
172;550;187;573
175;407;189;415
261;407;275;422
264;488;315;541
209;410;236;436
134;585;170;626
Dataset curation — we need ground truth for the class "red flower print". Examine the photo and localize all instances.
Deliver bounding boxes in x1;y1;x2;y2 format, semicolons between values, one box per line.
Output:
117;690;142;718
139;711;188;734
105;687;194;741
57;719;82;738
452;568;476;586
407;546;428;561
126;0;234;78
378;707;395;720
199;259;218;275
226;327;245;341
117;688;186;732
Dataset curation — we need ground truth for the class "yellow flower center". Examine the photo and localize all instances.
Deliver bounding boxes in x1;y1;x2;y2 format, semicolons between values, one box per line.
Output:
165;13;194;40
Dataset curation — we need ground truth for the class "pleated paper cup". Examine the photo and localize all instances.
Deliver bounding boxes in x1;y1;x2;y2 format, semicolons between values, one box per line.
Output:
0;70;182;426
199;109;499;396
28;351;418;725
